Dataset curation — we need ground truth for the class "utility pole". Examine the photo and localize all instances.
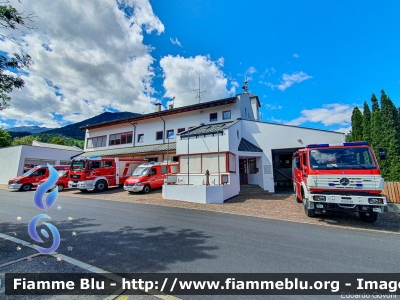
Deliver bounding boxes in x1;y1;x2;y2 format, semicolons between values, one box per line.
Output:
193;77;206;103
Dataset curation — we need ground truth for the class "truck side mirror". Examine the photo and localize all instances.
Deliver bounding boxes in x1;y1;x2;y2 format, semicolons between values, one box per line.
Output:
378;148;386;160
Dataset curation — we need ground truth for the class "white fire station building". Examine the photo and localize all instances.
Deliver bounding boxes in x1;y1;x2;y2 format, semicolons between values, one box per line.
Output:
80;92;345;203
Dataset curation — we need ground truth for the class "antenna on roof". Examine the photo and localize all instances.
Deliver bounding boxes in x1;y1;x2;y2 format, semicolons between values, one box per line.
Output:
242;77;249;93
193;77;206;103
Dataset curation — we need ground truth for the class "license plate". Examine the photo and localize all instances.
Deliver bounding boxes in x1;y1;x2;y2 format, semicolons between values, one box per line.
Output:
372;208;382;213
341;199;353;204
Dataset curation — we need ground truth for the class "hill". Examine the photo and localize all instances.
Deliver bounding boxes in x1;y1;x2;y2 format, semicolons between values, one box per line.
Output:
6;126;55;134
43;112;141;140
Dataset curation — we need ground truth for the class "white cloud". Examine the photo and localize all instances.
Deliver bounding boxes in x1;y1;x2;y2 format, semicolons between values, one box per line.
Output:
264;71;312;91
265;104;282;110
334;126;352;134
160;55;236;107
170;37;182;47
0;0;164;127
293;54;300;58
246;66;257;75
217;57;224;67
285;104;353;127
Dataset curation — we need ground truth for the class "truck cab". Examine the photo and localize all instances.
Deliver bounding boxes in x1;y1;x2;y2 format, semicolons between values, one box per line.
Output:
124;162;179;193
293;142;387;223
8;165;70;191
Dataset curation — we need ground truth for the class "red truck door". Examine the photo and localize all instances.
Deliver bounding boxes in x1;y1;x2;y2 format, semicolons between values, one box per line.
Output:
31;168;48;186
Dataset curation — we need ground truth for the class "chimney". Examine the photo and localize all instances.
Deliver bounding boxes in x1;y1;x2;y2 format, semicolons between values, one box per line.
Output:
155;103;161;112
168;103;174;110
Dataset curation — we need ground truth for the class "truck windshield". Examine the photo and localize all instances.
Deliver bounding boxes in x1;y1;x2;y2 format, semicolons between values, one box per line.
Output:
22;168;36;177
131;167;150;176
309;147;377;170
70;160;86;171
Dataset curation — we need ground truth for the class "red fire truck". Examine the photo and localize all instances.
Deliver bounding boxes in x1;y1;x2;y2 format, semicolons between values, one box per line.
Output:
292;142;387;223
8;165;70;191
123;161;179;193
68;156;146;192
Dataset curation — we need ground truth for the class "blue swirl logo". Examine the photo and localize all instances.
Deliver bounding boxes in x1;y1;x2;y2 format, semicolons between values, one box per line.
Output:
28;164;61;254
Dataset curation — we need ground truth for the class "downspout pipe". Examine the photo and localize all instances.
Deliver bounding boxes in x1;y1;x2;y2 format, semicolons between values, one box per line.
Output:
130;122;137;147
158;113;166;144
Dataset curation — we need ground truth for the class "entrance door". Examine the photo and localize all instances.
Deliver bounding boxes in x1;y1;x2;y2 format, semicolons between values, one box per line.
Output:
239;159;248;184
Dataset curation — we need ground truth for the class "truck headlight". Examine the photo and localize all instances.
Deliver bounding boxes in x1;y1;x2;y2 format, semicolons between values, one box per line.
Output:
313;196;326;201
368;198;383;204
14;180;19;184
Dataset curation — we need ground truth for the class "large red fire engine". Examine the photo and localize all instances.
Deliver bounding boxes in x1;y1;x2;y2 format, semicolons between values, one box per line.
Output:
68;156;146;192
292;142;387;223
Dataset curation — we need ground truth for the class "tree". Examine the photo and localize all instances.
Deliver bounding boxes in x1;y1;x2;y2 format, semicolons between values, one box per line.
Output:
0;1;35;110
0;127;12;147
362;101;371;143
50;136;66;145
350;106;363;141
370;93;381;148
12;134;37;146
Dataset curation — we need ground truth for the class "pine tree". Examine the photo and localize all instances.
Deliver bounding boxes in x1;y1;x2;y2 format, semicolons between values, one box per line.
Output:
362;101;371;143
351;106;363;141
379;90;400;181
370;93;381;149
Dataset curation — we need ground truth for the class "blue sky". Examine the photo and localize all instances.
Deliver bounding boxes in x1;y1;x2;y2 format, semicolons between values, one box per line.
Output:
1;0;399;133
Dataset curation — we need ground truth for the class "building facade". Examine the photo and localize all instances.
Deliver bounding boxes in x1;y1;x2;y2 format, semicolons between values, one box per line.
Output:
80;93;345;203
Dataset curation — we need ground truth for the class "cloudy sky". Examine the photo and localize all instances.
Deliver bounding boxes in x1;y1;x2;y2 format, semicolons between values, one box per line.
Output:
1;0;399;133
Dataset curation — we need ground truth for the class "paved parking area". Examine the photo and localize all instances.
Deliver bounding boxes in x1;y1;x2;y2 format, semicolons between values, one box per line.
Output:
2;185;399;234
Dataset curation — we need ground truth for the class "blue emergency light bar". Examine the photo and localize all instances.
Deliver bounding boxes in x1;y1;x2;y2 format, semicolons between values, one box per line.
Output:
306;141;369;148
343;142;369;146
306;144;329;148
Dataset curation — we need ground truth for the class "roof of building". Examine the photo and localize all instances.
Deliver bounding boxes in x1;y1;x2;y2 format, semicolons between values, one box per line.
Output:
79;142;176;157
178;120;240;137
81;96;237;130
32;140;83;151
238;138;263;152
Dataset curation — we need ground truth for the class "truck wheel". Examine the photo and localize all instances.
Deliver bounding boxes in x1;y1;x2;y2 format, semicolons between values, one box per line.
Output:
57;184;64;192
142;184;151;194
359;212;378;223
20;184;32;191
95;180;108;192
304;199;315;217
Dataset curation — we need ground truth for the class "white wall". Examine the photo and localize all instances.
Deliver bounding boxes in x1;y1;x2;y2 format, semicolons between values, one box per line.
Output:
0;145;82;184
85;102;238;151
241;120;346;192
0;146;22;184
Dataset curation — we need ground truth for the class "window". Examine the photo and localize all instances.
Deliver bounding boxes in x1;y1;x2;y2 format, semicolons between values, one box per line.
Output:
105;161;113;168
149;168;157;175
87;136;106;148
223;110;231;120
166;129;174;139
89;161;103;169
156;131;163;140
177;128;185;133
109;132;133;146
229;153;236;172
248;159;257;174
210;112;218;122
137;134;144;143
33;169;46;176
161;166;167;174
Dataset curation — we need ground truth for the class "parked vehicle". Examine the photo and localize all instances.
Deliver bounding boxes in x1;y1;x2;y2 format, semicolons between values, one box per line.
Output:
38;170;69;192
124;162;179;193
292;142;387;223
8;165;70;191
68;156;146;192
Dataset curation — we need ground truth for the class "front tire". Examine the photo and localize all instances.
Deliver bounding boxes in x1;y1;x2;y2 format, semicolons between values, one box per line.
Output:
57;184;64;192
94;180;108;192
359;212;378;223
304;199;315;217
20;184;32;192
142;184;151;194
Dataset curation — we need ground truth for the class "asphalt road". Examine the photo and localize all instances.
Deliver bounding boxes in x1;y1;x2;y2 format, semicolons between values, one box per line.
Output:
1;189;399;275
